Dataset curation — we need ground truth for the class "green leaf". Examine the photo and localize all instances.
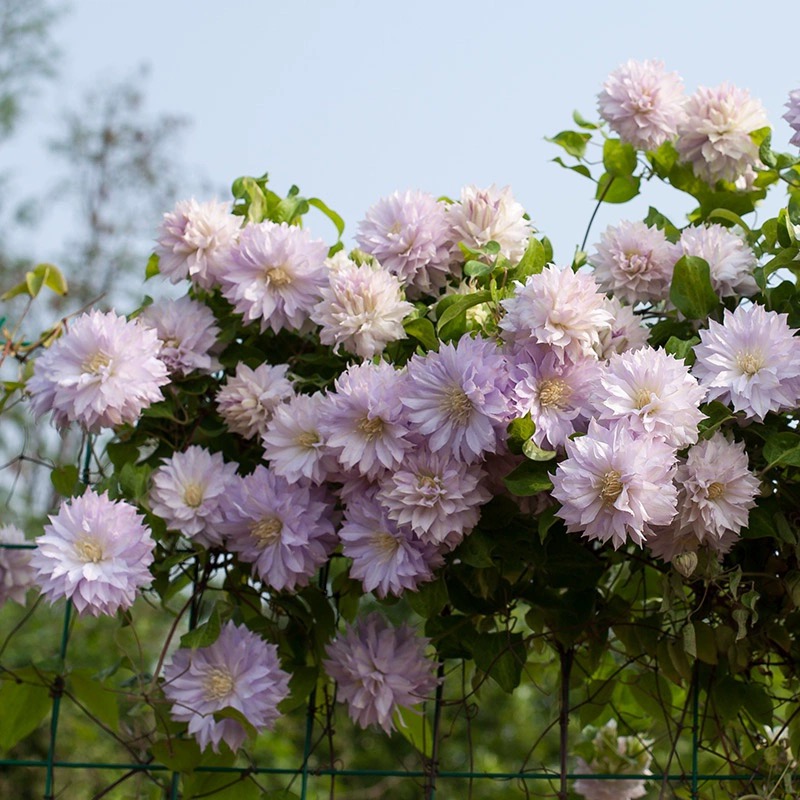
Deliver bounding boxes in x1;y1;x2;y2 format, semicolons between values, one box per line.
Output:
145;253;160;280
706;208;751;232
510;237;547;281
551;156;592;179
522;439;557;461
406;577;449;619
403;317;439;352
425;616;477;659
51;464;80;497
435;291;492;341
307;197;344;239
464;259;493;278
117;461;152;502
506;415;536;455
278;665;318;713
603;139;637;177
664;335;699;365
0;677;51;751
471;632;526;693
763;432;800;468
711;676;742;723
698;401;734;437
741;683;772;725
643;206;681;241
546;130;591;159
151;738;204;773
572;110;598;130
69;671;119;730
3;263;68;300
393;705;433;759
180;606;222;649
503;460;553;496
455;530;495;568
595;172;640;203
669;255;720;319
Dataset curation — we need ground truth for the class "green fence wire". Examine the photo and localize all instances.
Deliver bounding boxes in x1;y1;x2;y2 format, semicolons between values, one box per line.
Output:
1;571;794;800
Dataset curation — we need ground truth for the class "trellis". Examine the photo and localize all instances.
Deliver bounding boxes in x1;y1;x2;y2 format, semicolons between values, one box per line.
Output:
0;555;791;800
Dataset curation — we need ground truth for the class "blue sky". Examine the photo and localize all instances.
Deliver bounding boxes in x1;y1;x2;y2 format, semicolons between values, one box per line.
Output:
3;0;799;283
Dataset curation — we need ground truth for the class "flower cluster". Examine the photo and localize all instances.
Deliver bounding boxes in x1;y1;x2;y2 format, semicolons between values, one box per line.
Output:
12;58;799;767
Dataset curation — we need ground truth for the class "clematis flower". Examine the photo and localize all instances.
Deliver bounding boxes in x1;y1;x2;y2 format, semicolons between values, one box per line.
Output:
163;621;289;752
324;613;439;732
356;190;452;297
27;310;169;433
551;420;677;548
693;303;800;422
0;525;36;606
31;489;155;617
597;59;685;151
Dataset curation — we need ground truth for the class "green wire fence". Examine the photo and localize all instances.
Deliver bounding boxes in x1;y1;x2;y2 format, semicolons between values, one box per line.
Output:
1;569;794;800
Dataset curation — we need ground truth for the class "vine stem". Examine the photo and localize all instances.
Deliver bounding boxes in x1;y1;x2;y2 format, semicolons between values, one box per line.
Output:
579;176;616;253
558;646;574;800
425;661;446;800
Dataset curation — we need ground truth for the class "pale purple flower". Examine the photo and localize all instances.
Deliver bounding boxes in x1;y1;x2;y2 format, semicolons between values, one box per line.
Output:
551;420;677;549
574;720;652;800
693;303;800;422
597;347;707;448
676;84;769;185
311;258;413;358
340;492;443;598
139;296;221;375
500;265;613;362
447;184;531;264
646;522;739;565
27;310;169;433
319;361;412;479
675;432;759;542
221;221;329;333
155;198;241;289
401;335;512;463
0;525;36;605
31;489;155;617
679;224;758;297
150;446;239;548
589;221;680;305
262;393;338;484
785;89;800;147
377;448;490;550
222;466;335;592
216;363;294;440
598;59;685;151
509;346;602;451
356;190;452;297
594;297;649;359
163;621;289;753
324;613;439;733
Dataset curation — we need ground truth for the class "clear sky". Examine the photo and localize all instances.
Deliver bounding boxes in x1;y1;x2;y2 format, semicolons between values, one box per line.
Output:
3;0;799;283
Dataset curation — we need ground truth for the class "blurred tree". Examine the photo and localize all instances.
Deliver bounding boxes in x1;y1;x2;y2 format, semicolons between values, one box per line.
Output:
49;66;189;306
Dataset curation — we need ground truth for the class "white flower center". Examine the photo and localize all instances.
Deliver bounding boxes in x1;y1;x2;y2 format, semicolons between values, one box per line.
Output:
266;266;292;286
634;388;654;410
374;530;400;557
82;351;112;375
706;481;726;500
441;384;473;424
357;415;385;440
538;377;571;409
599;470;624;504
183;483;205;509
251;516;283;546
296;430;320;449
75;536;104;563
203;667;235;701
735;350;764;376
